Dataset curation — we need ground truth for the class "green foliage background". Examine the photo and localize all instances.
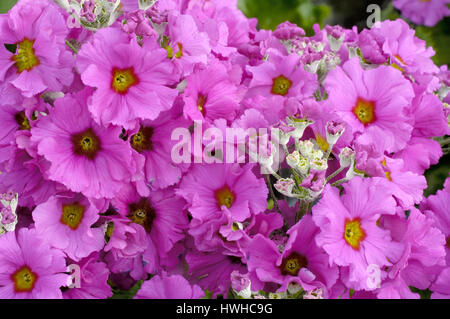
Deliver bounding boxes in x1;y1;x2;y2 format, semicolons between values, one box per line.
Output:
1;0;449;299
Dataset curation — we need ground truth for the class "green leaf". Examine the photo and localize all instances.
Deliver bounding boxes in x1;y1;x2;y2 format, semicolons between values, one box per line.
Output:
109;280;144;299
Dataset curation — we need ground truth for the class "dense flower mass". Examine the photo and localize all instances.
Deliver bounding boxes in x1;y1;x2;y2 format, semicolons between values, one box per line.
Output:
0;0;449;300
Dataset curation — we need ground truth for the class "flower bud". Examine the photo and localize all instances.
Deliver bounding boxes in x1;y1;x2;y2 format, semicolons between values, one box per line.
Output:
286;151;300;168
310;159;328;171
326;121;345;146
339;147;355;168
286;117;314;140
231;271;252;299
274;178;296;197
298;140;314;158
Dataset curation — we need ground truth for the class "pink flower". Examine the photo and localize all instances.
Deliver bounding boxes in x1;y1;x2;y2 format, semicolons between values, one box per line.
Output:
421;183;450;265
185;248;247;297
63;253;112;299
165;12;211;75
0;149;58;208
113;185;188;273
383;208;446;291
129;104;191;189
312;177;404;290
32;193;105;261
324;57;414;153
246;53;318;100
0;0;73;97
178;163;268;222
370;19;439;76
360;156;427;210
394;137;443;174
30;89;137;199
183;60;241;123
246;215;339;294
0;228;68;299
393;0;450;27
431;268;450;299
77;28;179;129
135;273;204;299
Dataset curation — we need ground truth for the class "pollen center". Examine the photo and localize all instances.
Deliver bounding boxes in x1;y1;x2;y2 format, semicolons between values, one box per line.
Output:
166;42;183;59
315;133;329;152
61;202;85;230
130;126;154;153
271;75;292;96
214;185;235;209
128;198;156;233
12;38;40;73
197;94;207;115
280;252;308;276
353;98;376;126
12;266;37;292
111;68;139;94
344;218;365;250
14;111;31;131
71;128;101;160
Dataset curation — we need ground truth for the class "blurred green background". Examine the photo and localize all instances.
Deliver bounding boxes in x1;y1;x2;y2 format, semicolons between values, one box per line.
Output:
1;0;449;193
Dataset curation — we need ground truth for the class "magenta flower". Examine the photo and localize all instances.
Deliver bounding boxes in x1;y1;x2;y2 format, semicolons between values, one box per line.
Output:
421;183;450;265
63;253;112;299
129;105;191;190
0;149;58;208
135;273;204;299
246;53;318;100
375;19;439;76
77;28;179;129
312;177;404;290
32;193;105;261
165;12;211;75
178;163;268;222
431;268;450;299
113;185;188;273
393;0;450;27
30;89;137;199
0;228;68;299
324;57;414;153
183;60;241;123
0;0;73;97
185;248;247;297
383;208;446;292
246;215;339;294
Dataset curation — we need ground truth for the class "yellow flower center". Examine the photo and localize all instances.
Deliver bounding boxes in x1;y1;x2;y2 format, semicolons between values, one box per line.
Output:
61;202;85;230
271;75;292;96
130;126;154;153
315;133;329;152
166;42;183;59
11;266;37;292
215;185;235;209
384;171;392;181
71;128;101;160
353;98;376;126
197;94;207;115
280;252;308;276
128;198;156;233
14;111;31;130
105;221;114;242
391;55;408;72
11;38;40;73
344;218;365;250
111;68;139;94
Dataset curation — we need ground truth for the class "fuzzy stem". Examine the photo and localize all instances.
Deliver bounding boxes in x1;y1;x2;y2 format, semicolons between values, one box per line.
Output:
326;166;346;183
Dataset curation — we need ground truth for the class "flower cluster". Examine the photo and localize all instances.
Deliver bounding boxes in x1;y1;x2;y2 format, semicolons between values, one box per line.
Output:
0;0;449;299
